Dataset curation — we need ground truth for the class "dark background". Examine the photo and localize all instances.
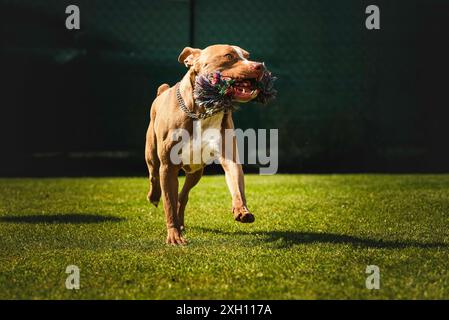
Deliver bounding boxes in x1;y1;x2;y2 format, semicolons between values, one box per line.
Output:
1;0;448;176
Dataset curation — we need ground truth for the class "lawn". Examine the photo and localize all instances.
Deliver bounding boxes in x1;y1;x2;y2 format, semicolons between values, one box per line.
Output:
0;174;448;299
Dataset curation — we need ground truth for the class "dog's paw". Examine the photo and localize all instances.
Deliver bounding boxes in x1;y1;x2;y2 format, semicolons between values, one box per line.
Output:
239;213;255;223
166;227;187;245
233;207;255;223
147;191;160;207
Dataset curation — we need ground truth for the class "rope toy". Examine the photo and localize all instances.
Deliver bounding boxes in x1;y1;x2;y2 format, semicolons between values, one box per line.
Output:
193;70;277;112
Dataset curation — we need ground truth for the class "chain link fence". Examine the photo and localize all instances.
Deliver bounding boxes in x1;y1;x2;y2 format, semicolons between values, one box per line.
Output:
1;0;447;175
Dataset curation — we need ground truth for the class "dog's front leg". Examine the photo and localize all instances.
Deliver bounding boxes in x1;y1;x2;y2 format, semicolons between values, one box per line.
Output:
220;113;255;223
219;157;255;223
159;163;185;244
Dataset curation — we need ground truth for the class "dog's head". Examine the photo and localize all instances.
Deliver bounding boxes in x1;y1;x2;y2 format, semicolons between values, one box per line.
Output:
178;44;266;103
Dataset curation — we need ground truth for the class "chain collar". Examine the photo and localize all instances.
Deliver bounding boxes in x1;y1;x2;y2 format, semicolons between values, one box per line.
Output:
176;82;227;120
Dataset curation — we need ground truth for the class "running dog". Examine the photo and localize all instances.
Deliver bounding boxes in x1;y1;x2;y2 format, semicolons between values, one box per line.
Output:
145;44;267;244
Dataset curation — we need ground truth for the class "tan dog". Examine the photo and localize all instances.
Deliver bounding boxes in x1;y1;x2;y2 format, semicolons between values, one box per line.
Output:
145;44;265;244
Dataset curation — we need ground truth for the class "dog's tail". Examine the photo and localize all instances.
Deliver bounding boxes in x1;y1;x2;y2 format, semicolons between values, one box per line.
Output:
157;83;170;96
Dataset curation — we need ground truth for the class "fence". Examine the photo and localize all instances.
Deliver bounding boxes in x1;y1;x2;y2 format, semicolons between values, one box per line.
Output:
0;0;448;175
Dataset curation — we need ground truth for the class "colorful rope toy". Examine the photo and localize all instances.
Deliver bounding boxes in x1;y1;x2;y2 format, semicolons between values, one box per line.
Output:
193;70;277;113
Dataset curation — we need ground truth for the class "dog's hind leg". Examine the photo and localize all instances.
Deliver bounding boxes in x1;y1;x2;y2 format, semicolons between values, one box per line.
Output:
145;114;161;207
146;85;171;206
178;168;203;230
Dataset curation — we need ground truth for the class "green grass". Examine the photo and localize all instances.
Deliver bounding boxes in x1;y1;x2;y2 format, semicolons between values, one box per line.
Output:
0;174;448;299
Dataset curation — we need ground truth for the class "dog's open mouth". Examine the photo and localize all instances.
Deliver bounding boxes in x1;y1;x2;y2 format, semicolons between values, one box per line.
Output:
193;71;276;111
221;76;260;102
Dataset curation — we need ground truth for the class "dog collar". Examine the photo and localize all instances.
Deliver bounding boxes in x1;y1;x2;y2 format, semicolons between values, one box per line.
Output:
176;82;229;120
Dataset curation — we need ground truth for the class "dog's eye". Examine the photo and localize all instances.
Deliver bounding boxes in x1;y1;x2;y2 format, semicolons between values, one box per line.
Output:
224;53;234;61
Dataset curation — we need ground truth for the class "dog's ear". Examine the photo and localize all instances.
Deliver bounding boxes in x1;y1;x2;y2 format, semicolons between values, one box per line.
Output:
241;49;250;59
233;46;250;59
178;47;201;67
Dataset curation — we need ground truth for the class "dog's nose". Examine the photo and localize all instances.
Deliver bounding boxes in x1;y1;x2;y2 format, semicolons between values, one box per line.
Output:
252;62;265;71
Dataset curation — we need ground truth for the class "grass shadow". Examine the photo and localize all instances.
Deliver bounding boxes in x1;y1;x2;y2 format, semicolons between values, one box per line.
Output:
0;213;125;224
195;227;447;249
